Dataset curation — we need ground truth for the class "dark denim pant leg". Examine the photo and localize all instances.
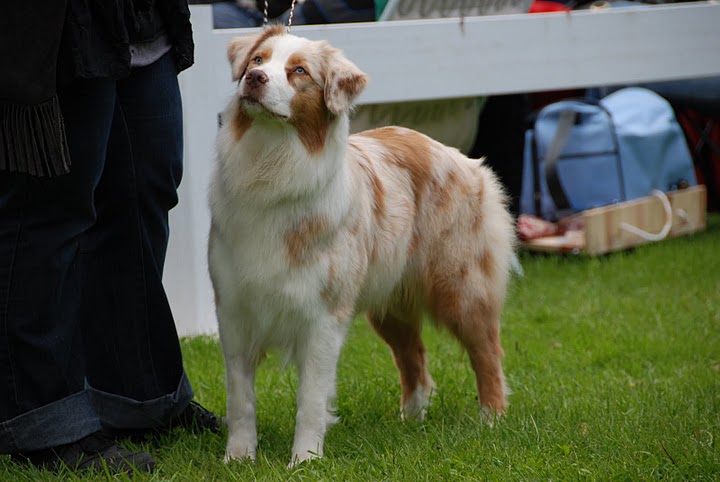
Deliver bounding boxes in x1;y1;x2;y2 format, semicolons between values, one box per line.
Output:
81;52;193;430
0;80;116;453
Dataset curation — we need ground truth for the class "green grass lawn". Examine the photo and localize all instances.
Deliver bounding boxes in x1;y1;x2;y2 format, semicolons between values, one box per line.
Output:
3;215;719;481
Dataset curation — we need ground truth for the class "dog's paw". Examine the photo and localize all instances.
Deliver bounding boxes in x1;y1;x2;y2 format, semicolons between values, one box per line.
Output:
224;450;256;464
224;441;257;463
287;450;321;469
480;404;505;427
401;383;435;421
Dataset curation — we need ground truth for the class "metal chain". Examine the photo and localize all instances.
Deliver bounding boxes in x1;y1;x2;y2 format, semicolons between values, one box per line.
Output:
287;0;298;30
263;0;298;31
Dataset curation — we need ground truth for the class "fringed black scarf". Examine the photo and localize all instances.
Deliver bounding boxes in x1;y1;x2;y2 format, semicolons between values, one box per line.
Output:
0;0;71;177
0;98;71;177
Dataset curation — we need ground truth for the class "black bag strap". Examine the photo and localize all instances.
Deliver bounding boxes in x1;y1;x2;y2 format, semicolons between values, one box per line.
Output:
544;109;577;212
530;132;542;216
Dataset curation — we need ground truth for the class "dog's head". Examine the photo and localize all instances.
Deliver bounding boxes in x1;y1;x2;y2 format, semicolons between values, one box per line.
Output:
227;27;368;120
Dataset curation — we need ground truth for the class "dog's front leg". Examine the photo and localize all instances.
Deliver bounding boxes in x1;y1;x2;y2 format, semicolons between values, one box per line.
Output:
290;319;347;467
219;321;259;463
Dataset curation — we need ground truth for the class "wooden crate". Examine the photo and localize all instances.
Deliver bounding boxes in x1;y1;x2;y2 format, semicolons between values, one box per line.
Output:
524;185;707;255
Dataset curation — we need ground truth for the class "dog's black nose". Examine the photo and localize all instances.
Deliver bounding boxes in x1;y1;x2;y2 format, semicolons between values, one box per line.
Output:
245;69;269;87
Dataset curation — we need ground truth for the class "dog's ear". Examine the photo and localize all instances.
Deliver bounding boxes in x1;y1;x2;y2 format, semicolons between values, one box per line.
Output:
323;47;368;115
227;35;258;81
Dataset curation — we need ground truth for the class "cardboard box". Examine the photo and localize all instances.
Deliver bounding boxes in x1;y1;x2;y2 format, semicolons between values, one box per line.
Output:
524;185;707;255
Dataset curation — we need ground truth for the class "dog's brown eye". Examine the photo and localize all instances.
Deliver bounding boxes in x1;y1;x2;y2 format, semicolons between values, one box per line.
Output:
294;66;306;74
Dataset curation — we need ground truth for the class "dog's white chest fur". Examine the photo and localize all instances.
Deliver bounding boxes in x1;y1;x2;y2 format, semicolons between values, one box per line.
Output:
210;127;351;352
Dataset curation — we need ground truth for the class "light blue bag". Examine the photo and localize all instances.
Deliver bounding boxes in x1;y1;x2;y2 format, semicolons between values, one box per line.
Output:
520;87;696;220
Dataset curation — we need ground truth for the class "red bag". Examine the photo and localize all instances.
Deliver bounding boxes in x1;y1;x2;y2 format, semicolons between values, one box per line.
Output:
677;109;720;211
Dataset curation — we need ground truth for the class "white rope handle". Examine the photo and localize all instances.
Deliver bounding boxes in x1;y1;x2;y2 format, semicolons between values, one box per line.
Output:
619;189;672;242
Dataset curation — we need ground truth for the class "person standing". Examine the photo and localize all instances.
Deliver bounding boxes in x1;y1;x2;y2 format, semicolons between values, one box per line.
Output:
0;0;218;474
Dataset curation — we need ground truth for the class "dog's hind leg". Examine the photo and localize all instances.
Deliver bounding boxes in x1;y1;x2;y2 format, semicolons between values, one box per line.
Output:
367;312;435;421
428;257;508;424
438;296;507;425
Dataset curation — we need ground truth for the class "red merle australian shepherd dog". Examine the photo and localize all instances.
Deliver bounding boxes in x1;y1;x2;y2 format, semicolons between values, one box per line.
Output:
208;26;515;467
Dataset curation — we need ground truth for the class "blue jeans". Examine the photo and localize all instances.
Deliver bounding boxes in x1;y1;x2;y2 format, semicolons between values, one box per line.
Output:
0;52;194;453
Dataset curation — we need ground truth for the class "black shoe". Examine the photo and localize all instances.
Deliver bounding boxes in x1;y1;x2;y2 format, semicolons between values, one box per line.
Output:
10;431;155;474
112;401;220;442
169;401;220;434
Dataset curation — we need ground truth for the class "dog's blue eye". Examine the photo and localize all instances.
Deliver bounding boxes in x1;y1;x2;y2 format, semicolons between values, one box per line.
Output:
253;56;262;64
294;66;306;74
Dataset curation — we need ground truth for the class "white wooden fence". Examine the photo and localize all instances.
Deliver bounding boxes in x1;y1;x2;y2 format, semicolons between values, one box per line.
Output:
165;2;720;336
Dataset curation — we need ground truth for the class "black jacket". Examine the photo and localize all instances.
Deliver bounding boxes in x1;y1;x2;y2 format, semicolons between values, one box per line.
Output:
0;0;194;177
59;0;194;82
